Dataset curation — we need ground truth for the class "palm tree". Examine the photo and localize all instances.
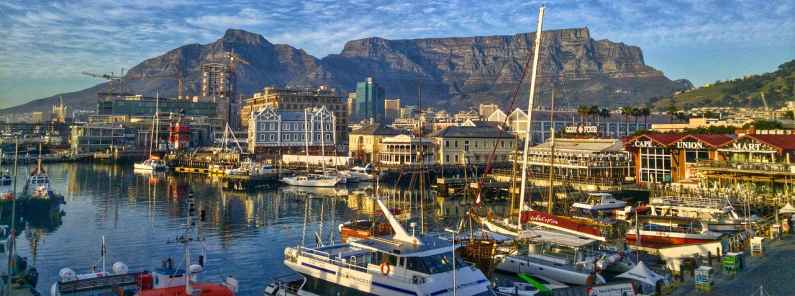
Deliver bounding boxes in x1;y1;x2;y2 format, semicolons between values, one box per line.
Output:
577;105;590;124
640;107;651;126
631;107;641;125
599;108;610;124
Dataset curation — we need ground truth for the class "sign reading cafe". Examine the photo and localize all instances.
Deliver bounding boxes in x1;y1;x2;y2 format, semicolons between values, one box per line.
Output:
633;140;654;148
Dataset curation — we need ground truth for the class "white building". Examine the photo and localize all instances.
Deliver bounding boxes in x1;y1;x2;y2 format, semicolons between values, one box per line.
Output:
378;134;435;166
486;109;507;123
248;106;335;153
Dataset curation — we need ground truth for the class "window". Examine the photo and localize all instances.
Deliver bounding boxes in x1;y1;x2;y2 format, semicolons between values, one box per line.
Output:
445;141;449;148
639;147;672;183
283;123;290;131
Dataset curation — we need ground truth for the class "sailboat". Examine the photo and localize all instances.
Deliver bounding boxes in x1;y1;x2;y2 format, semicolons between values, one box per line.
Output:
266;198;493;296
134;92;168;172
281;107;341;187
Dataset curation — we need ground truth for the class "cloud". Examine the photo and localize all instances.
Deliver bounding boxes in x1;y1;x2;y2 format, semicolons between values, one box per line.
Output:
0;0;792;100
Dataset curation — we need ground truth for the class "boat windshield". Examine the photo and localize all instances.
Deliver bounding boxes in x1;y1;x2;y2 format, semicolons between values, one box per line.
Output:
404;253;467;274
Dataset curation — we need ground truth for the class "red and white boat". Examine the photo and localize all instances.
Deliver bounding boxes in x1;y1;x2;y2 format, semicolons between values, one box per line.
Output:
521;210;607;242
626;219;722;245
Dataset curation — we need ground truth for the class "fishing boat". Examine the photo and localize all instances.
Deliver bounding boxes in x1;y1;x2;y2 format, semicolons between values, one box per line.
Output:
272;198;494;296
136;194;239;296
570;193;626;213
50;237;144;296
626;218;723;245
23;146;55;199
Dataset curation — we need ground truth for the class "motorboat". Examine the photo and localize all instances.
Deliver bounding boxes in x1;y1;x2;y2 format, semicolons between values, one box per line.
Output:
276;199;494;296
349;164;376;182
646;196;749;232
0;170;13;200
571;193;626;212
281;174;341;187
134;157;168;172
24;156;53;199
494;228;614;286
494;274;568;296
225;159;276;177
626;218;723;245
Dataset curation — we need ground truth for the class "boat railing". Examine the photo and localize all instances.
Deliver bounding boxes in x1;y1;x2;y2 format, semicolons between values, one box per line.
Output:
57;272;147;293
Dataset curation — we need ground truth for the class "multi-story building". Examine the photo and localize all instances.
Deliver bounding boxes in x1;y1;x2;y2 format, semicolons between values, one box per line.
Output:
431;125;515;165
378;134;434;167
508;108;661;144
349;124;404;164
97;95;218;118
31;112;44;124
354;77;385;123
240;86;347;147
520;138;633;187
479;103;500;118
70;123;137;153
400;105;417;119
486;109;507;123
247;106;335;154
346;92;357;119
384;98;401;123
201;63;236;128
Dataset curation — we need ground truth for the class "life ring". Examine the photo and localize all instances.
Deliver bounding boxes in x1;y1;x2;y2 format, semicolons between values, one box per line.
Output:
380;261;391;275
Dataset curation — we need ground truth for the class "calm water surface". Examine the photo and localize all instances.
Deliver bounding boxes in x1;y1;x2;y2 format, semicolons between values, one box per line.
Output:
9;163;481;295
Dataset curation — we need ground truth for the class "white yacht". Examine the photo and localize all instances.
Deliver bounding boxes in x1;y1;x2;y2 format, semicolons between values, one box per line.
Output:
570;193;627;212
267;199;494;296
349;164;376;182
133;157;168;172
281;174;341;187
225;159;276;177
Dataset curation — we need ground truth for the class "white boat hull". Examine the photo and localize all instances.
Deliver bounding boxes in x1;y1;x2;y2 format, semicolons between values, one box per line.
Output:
495;255;604;286
281;176;339;187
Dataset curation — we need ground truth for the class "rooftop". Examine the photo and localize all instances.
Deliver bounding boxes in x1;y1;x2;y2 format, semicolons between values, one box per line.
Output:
430;125;513;139
350;124;404;136
531;138;626;153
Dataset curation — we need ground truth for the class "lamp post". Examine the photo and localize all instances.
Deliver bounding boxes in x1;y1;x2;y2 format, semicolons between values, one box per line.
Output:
444;228;459;296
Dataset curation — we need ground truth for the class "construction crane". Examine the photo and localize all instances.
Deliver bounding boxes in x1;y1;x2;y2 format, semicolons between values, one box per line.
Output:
82;69;130;95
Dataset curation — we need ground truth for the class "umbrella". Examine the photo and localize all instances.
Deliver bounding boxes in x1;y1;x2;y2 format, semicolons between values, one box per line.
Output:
617;261;665;286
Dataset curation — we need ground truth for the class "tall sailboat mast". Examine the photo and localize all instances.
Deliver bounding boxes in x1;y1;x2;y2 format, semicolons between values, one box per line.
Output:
517;6;545;230
547;89;556;214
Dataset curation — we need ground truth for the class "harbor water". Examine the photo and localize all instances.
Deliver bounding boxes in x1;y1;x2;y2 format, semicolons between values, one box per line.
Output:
6;162;484;295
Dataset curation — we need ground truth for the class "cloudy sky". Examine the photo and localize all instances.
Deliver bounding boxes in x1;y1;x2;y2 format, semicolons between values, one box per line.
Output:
1;0;793;108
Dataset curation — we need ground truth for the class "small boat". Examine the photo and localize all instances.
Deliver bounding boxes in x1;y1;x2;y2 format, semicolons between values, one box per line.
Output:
0;170;13;200
51;237;144;296
521;210;607;242
495;274;568;296
646;196;749;232
280;174;340;187
571;193;626;212
225;159;276;177
338;219;392;243
134;157;168;172
626;219;723;245
349;164;376;182
23;154;54;199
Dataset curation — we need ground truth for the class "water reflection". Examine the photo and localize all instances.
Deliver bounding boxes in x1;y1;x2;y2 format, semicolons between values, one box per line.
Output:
9;163;470;295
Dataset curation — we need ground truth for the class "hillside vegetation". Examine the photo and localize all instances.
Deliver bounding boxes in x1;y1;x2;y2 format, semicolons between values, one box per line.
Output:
652;59;795;111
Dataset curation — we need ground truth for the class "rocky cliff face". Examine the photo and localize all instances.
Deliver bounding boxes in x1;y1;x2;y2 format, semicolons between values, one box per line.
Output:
2;28;688;115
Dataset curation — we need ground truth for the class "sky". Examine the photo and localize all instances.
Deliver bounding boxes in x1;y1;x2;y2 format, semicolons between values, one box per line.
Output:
0;0;793;109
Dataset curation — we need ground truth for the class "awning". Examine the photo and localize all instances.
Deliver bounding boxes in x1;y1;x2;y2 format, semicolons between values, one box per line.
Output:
617;261;665;286
780;203;795;214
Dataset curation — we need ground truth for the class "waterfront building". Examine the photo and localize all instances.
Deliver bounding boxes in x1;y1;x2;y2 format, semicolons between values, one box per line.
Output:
240;86;347;147
348;124;404;164
247;106;335;154
651;117;744;132
487;109;508;123
624;133;735;184
354;77;385;123
31;112;44;124
400;105;417;119
431;125;515;165
517;138;632;186
201;63;237;128
97;95;218;118
453;110;480;123
696;133;795;195
377;134;434;167
479;103;500;118
509;108;659;144
384;98;400;123
70;124;136;153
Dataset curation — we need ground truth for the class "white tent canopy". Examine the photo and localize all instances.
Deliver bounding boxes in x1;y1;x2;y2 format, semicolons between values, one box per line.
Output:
617;261;665;286
779;203;795;214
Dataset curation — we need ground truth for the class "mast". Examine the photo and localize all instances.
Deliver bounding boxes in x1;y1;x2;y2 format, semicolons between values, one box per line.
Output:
304;108;310;172
5;139;19;296
547;89;555;214
319;108;326;173
155;91;160;153
517;5;545;230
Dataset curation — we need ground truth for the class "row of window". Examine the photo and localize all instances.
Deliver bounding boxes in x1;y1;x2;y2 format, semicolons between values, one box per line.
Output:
443;140;513;149
256;133;332;142
256;122;333;131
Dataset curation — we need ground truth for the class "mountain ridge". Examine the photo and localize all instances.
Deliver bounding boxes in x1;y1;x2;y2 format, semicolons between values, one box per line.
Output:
1;27;689;116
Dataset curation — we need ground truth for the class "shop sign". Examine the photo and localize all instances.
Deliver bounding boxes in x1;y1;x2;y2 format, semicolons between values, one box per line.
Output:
633;140;654;148
565;125;598;134
676;141;704;150
731;142;774;152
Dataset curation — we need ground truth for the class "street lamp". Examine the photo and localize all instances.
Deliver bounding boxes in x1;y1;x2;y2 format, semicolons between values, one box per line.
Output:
444;228;459;296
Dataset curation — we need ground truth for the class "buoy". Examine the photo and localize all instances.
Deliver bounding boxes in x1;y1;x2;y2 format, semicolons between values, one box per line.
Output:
112;262;128;274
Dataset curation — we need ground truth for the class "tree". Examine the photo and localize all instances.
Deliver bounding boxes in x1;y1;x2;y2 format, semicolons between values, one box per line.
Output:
640;107;651;126
589;105;600;123
744;120;784;130
631;107;641;125
577;105;590;124
784;111;794;120
667;99;678;123
620;106;632;126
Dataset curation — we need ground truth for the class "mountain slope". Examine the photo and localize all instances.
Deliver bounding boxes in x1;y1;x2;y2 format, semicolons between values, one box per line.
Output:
2;28;688;115
652;59;795;111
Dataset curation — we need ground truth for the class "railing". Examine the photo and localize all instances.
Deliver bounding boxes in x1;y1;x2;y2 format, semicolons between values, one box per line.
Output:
696;160;794;174
295;246;423;285
492;169;631;186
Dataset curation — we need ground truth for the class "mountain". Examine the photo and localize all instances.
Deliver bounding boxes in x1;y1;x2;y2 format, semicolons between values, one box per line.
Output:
652;60;795;111
2;28;689;116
